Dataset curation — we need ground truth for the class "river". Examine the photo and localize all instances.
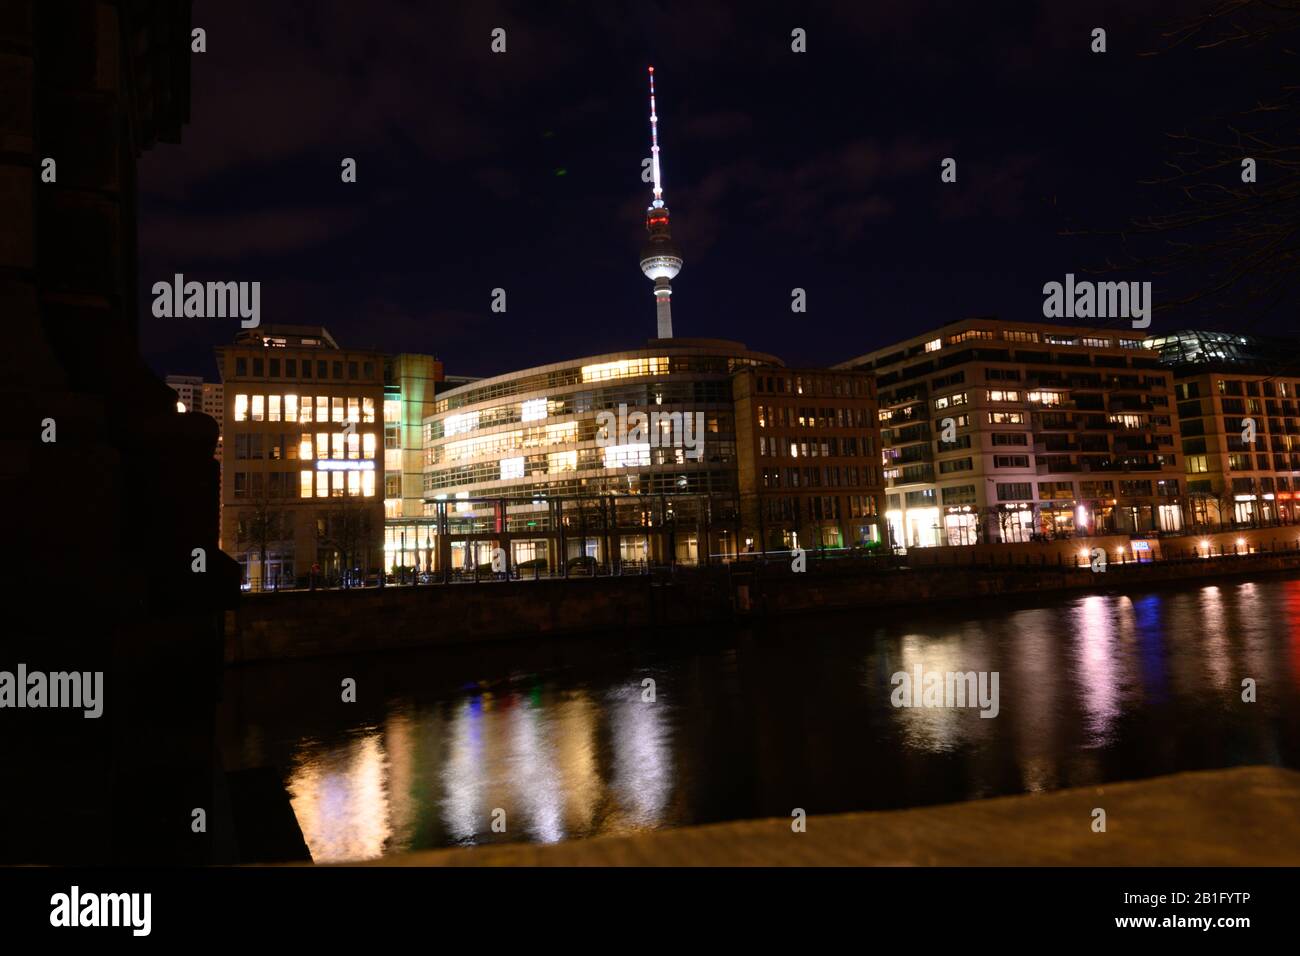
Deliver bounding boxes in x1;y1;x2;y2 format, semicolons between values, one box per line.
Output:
219;575;1300;862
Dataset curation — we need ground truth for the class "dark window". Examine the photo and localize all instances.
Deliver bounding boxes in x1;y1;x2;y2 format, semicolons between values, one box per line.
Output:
317;360;328;378
269;358;280;377
253;358;264;376
235;357;247;376
996;482;1032;501
286;359;297;377
348;361;358;379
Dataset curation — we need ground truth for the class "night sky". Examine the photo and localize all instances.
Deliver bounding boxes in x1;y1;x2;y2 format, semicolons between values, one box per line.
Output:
139;0;1293;381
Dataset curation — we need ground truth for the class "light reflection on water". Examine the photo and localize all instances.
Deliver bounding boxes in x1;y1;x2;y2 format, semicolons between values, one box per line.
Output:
231;578;1300;862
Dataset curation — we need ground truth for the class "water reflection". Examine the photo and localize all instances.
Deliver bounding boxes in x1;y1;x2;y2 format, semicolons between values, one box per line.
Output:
287;727;393;862
251;577;1300;861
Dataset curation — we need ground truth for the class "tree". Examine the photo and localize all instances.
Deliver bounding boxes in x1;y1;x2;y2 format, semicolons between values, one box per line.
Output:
316;493;376;587
236;492;287;591
1065;0;1300;323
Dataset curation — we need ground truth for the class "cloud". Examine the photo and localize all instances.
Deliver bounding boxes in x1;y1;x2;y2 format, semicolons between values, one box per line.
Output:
141;206;367;263
670;136;948;255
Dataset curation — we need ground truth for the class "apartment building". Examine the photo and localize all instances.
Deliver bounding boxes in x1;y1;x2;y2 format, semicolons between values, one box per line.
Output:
732;366;885;552
1146;329;1300;528
837;319;1181;548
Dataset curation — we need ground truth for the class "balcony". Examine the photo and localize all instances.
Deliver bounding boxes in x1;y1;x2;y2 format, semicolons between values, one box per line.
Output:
1113;438;1161;453
1037;458;1080;474
1032;415;1077;432
1034;441;1079;454
1108;397;1151;413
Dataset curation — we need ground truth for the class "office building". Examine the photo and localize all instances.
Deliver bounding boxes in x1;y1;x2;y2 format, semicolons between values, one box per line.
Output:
732;366;885;552
419;339;781;571
215;325;385;588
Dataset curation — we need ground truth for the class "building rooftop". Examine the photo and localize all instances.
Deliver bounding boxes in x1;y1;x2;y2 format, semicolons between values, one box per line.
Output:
1142;329;1300;374
232;326;340;349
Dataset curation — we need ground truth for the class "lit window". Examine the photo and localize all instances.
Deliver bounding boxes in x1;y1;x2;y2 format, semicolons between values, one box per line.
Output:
500;457;525;480
332;397;344;423
362;470;376;497
234;394;248;422
548;450;577;472
384;400;401;423
332;433;344;459
445;411;480;436
316;472;328;498
331;471;344;496
300;471;313;498
603;443;651;468
300;434;313;460
348;397;360;422
521;398;548;422
284;395;298;422
1107;414;1143;428
580;357;669;382
924;338;942;353
269;395;281;422
363;432;376;458
251;395;264;421
347;470;360;496
348;432;360;459
363;397;376;423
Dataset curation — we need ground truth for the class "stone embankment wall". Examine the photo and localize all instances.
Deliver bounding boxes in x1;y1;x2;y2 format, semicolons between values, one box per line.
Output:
226;527;1300;663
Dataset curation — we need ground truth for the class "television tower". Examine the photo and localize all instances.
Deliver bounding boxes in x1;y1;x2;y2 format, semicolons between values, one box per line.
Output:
640;66;682;339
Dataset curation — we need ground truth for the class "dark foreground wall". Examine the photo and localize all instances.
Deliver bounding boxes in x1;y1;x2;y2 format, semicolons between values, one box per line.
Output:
2;2;241;865
226;549;1300;663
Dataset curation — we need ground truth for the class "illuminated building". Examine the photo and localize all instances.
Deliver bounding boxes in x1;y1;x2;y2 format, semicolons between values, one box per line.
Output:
639;67;683;339
732;367;886;551
166;374;224;459
420;339;781;571
216;325;386;587
382;353;444;572
1144;329;1300;528
838;319;1182;547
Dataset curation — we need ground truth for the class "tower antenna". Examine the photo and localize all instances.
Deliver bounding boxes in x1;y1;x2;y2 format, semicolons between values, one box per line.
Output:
639;66;682;338
649;66;663;204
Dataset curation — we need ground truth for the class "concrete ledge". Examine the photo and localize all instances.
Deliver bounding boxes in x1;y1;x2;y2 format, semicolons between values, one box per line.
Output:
353;766;1300;866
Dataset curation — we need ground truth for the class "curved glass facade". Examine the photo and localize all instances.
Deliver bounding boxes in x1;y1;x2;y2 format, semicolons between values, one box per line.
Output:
414;341;782;570
423;341;781;502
